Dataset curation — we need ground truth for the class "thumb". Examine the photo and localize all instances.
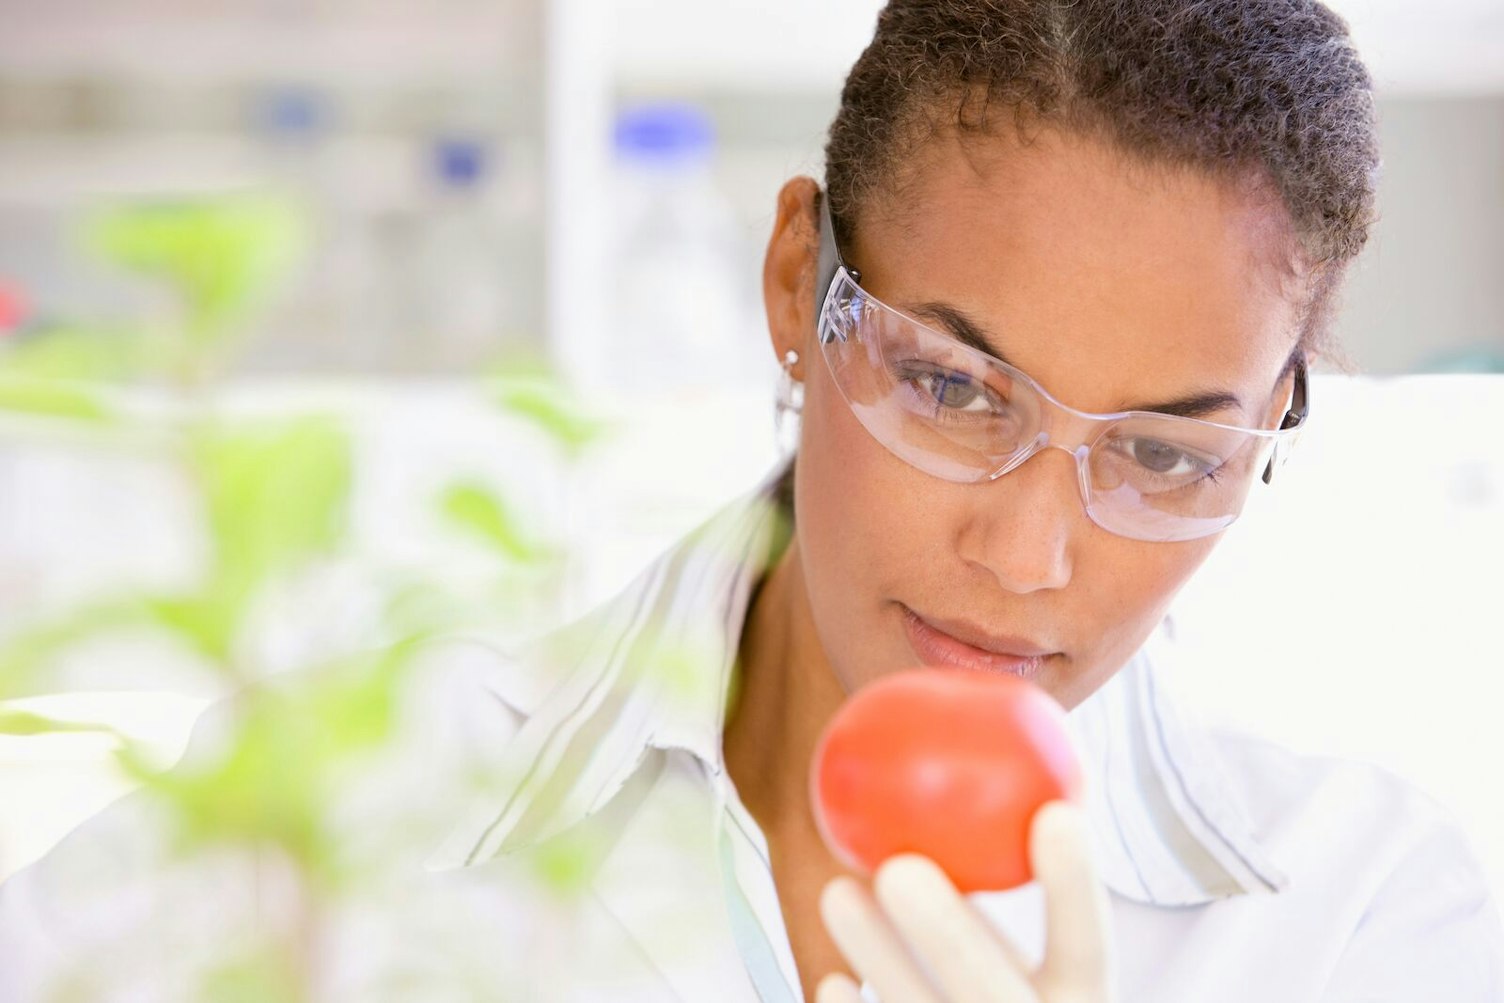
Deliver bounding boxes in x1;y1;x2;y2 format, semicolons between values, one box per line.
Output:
1031;801;1115;995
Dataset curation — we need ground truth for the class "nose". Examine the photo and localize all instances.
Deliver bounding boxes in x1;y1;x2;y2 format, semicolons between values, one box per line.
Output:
954;446;1079;594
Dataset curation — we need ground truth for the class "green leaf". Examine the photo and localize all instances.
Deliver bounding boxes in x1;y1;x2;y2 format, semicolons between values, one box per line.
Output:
141;593;241;666
200;945;306;1003
437;481;554;565
0;598;151;698
0;707;122;738
381;579;468;638
0;325;146;383
82;195;307;348
192;415;353;602
492;378;609;459
0;376;113;422
298;641;414;757
532;837;595;895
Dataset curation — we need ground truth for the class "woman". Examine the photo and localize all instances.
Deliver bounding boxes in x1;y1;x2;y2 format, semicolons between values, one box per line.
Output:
430;1;1498;999
1;1;1499;1001
736;0;1504;997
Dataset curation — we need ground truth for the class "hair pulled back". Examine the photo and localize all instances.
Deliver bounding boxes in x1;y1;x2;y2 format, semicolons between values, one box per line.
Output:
824;0;1379;340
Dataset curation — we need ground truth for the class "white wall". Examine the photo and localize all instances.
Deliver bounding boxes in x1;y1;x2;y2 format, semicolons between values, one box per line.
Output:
1335;97;1504;372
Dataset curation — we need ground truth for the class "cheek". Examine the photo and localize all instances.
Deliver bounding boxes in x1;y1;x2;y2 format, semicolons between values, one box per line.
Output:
792;360;935;681
795;362;893;566
1056;535;1219;706
795;354;906;545
1097;539;1214;618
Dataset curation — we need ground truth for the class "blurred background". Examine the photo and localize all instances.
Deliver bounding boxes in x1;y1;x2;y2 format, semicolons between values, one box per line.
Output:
3;0;1499;383
0;0;1501;955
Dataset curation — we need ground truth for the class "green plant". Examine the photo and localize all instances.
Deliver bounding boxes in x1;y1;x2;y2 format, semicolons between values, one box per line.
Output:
0;192;608;1001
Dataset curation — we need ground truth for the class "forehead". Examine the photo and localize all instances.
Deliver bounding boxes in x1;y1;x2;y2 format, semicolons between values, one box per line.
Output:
846;127;1305;413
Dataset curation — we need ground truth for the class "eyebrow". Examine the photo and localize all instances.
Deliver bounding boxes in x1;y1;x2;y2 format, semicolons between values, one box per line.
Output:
906;300;1246;420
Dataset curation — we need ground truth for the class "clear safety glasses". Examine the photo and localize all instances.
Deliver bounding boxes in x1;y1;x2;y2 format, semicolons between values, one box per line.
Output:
813;197;1308;543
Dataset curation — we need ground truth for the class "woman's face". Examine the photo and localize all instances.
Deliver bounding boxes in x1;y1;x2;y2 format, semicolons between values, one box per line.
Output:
767;128;1305;710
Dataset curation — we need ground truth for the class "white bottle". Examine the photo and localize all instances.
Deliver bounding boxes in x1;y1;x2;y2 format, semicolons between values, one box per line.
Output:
412;137;512;371
609;103;754;396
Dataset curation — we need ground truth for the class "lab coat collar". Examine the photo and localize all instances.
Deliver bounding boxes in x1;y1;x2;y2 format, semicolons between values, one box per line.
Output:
426;460;1289;906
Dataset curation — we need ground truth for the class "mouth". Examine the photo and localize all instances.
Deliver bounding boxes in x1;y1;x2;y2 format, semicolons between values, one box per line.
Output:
899;604;1055;681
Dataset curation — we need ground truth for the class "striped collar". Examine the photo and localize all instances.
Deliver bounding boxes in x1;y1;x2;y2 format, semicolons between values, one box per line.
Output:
429;460;1289;906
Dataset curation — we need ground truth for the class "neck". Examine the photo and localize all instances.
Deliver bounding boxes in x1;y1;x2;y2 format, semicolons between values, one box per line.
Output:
724;534;849;841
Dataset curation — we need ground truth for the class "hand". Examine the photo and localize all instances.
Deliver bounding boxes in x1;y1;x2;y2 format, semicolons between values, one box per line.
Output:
816;801;1115;1003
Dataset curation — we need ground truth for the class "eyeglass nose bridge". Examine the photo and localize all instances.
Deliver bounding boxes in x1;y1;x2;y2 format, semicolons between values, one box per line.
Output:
982;412;1104;518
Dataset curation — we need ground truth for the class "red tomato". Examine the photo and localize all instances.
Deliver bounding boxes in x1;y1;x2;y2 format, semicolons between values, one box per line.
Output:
810;667;1083;892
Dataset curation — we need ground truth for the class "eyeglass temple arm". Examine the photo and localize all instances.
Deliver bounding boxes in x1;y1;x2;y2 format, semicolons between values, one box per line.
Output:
1262;357;1309;485
815;193;860;328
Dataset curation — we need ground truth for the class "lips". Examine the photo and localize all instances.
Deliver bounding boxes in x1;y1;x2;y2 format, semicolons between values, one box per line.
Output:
900;605;1054;680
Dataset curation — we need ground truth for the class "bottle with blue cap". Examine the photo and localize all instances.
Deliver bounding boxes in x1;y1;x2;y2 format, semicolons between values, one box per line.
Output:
409;135;523;370
609;102;755;395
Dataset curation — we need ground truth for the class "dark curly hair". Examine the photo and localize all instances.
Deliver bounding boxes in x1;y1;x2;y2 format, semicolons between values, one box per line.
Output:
823;0;1379;347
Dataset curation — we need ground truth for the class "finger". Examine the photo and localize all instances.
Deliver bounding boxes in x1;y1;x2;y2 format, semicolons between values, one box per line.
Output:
815;972;866;1003
1031;801;1114;992
821;875;943;1003
873;854;1036;1003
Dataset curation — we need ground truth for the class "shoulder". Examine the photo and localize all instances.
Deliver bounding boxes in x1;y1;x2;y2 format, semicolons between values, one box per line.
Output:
1206;729;1504;997
1204;728;1473;879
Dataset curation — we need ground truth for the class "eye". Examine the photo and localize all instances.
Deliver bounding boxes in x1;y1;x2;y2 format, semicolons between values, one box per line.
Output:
1121;437;1214;479
900;362;1003;414
927;372;987;410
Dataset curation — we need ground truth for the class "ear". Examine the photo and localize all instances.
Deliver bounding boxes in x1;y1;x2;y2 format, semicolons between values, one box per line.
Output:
763;176;822;381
